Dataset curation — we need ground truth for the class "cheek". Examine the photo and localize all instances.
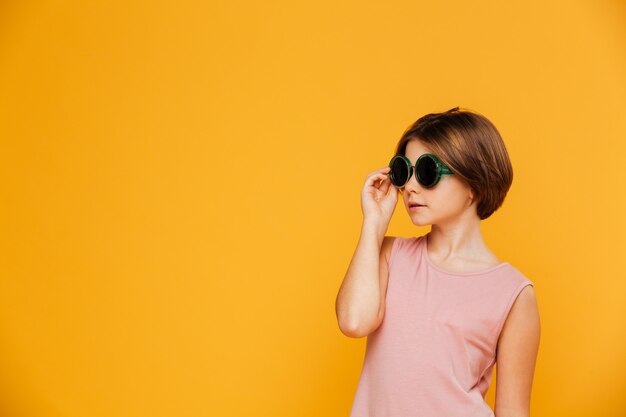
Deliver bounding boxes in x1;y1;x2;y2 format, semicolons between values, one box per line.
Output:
433;190;467;210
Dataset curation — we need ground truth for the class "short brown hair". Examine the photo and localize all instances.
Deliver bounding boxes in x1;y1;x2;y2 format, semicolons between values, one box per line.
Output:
394;107;513;220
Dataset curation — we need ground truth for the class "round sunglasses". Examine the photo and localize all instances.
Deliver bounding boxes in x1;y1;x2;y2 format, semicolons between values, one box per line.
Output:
387;153;454;189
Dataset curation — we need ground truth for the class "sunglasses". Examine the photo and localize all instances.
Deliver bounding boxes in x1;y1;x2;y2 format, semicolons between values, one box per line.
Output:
387;153;454;189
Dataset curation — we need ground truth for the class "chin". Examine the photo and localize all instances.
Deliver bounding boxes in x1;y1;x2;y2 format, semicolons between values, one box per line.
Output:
409;216;430;227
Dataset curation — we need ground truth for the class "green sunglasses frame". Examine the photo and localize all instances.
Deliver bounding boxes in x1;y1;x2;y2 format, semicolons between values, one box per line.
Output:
387;153;454;189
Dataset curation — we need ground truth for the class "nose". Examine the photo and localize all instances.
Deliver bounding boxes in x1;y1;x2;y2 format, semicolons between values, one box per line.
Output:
404;169;423;194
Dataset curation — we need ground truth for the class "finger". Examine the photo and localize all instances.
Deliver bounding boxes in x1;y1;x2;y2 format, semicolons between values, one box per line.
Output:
379;177;391;195
367;172;392;187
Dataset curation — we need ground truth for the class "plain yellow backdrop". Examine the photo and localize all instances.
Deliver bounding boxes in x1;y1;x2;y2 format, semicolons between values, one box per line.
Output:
1;0;625;416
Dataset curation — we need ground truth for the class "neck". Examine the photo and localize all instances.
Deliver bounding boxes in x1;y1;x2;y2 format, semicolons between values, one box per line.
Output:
428;218;489;262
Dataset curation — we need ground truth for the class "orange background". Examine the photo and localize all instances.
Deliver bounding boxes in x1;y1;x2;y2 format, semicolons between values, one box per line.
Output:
1;1;625;416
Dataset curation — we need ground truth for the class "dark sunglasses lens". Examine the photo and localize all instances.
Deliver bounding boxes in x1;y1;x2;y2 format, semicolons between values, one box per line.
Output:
417;156;438;187
390;157;409;186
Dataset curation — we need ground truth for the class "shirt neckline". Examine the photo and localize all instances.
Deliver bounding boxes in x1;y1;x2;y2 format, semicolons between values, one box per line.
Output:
421;233;509;276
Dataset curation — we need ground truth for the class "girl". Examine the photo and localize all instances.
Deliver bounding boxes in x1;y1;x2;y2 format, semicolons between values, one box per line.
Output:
335;107;541;417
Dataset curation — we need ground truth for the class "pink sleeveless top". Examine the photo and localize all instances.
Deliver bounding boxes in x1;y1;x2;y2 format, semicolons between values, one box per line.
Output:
349;234;534;417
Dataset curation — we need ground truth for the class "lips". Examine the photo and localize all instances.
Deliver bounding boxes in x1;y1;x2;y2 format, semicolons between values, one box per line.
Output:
409;202;426;207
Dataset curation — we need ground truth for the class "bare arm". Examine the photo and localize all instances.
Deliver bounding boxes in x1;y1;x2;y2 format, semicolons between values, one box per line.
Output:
494;285;541;417
335;220;394;338
335;166;398;339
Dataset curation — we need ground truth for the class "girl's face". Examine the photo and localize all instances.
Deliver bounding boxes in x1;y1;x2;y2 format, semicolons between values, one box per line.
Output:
401;139;477;227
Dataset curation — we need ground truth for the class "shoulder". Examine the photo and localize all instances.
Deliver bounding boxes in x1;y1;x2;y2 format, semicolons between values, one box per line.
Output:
381;235;423;263
509;284;539;317
499;263;536;290
498;283;541;347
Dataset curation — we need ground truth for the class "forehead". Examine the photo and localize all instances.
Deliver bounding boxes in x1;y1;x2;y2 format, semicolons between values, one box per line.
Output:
404;139;432;160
